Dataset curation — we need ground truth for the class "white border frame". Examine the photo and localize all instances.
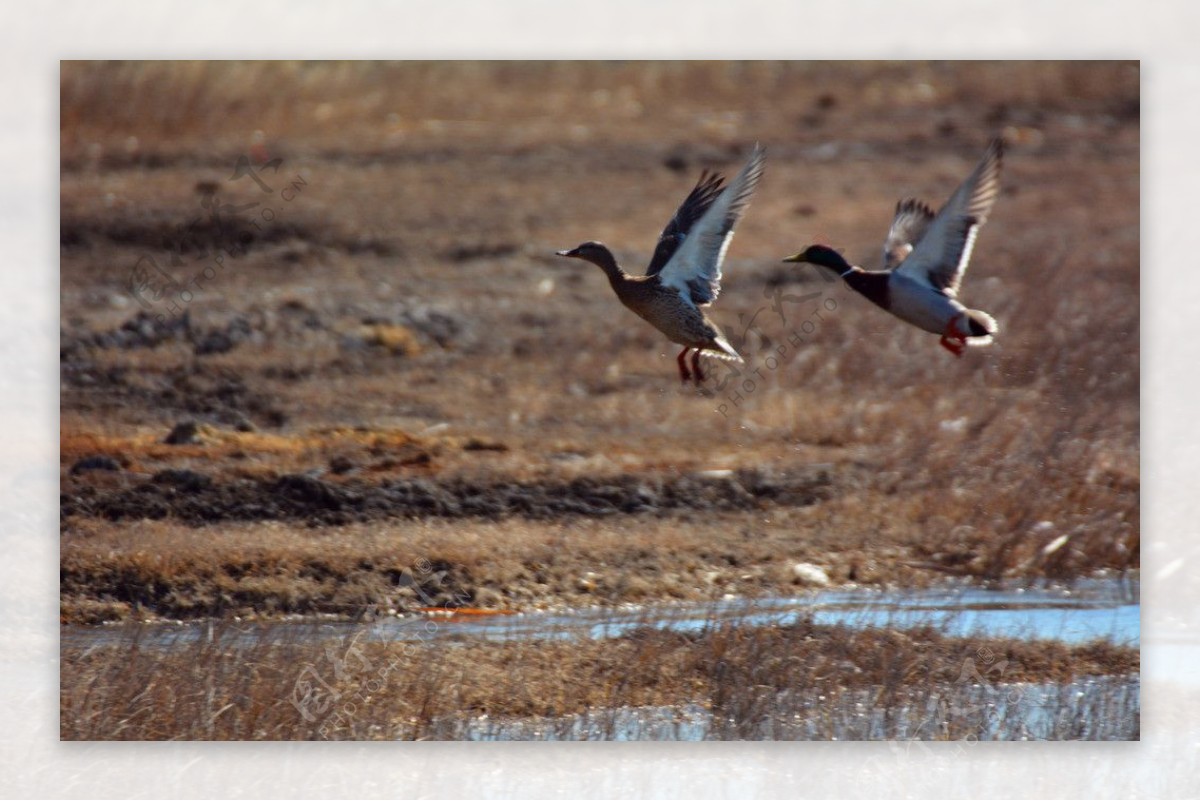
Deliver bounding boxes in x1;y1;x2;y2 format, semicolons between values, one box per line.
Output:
10;1;1197;797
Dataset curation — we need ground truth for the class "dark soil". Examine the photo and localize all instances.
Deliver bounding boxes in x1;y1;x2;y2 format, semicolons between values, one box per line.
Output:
62;465;832;525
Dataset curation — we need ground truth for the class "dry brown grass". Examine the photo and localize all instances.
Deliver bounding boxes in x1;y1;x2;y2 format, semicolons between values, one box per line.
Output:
60;507;868;624
60;61;1136;156
60;617;1138;741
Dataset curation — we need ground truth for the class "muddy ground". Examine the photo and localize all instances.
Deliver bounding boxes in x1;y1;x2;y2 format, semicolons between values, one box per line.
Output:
60;62;1139;624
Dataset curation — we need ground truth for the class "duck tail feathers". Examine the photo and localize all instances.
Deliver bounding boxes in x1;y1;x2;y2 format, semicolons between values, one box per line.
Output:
707;336;745;363
963;309;998;345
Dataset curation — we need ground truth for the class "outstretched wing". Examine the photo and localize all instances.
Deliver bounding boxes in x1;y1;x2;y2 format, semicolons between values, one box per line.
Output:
646;171;727;277
895;138;1003;297
655;144;766;307
881;198;936;270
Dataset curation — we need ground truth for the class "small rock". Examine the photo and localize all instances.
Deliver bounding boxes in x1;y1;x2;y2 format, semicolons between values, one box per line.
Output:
193;316;253;356
1041;534;1071;556
329;456;356;475
274;474;345;508
462;438;508;453
104;310;191;350
151;469;212;492
193;329;238;356
70;455;122;475
792;562;831;587
163;420;201;445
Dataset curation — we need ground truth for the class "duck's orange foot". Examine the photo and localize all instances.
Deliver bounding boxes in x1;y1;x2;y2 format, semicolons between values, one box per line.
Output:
676;348;693;383
938;335;965;357
939;320;966;357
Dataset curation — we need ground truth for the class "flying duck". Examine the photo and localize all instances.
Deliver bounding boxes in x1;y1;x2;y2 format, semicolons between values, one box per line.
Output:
783;138;1004;357
557;144;766;384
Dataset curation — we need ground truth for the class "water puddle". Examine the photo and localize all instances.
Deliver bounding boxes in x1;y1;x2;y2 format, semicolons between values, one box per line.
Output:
63;577;1138;650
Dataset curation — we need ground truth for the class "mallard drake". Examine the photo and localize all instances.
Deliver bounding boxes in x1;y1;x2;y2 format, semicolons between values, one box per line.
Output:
783;138;1004;357
557;144;766;384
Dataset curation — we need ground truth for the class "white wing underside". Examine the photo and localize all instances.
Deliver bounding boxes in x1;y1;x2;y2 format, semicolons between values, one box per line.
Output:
656;144;766;309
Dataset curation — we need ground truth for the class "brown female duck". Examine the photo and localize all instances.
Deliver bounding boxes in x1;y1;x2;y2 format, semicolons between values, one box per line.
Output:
557;144;765;383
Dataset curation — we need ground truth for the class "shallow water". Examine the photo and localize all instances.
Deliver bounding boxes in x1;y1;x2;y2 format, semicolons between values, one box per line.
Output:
439;675;1140;741
61;578;1142;743
63;576;1139;650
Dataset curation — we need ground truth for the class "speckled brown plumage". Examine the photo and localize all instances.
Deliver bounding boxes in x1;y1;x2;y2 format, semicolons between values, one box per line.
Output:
557;145;765;384
560;243;739;382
